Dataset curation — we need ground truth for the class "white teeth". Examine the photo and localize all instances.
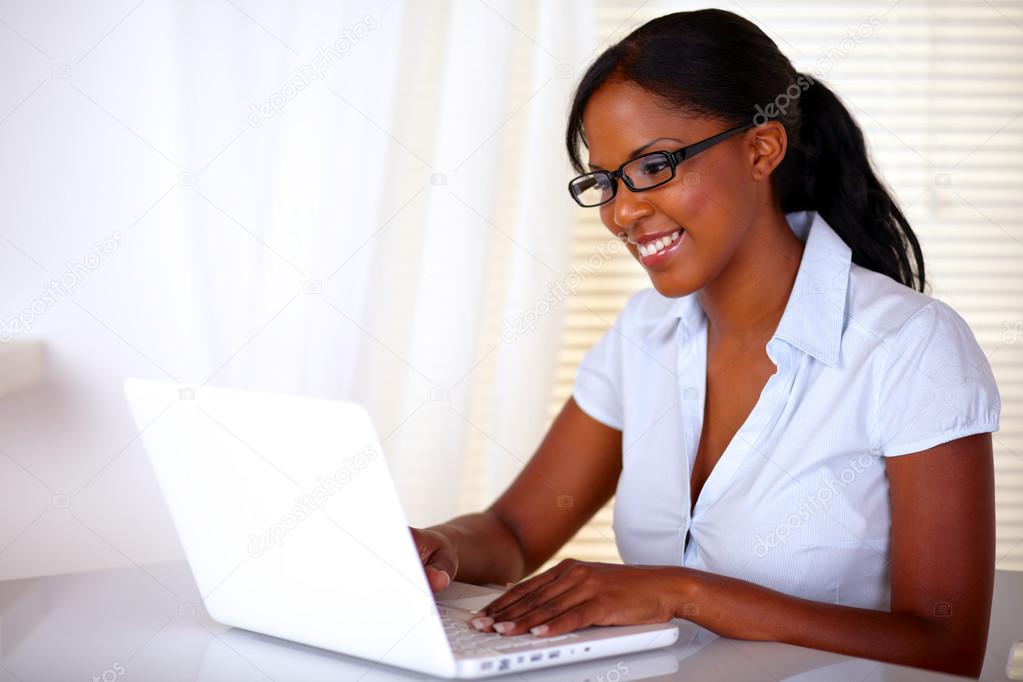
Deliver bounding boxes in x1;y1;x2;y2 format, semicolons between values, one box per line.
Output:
638;230;682;258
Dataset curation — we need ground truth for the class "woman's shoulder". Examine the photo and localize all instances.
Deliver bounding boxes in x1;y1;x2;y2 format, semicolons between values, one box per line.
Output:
845;263;970;345
846;265;999;410
846;265;1002;456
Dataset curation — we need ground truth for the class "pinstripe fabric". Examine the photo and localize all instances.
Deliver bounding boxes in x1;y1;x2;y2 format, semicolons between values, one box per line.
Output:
571;210;1000;610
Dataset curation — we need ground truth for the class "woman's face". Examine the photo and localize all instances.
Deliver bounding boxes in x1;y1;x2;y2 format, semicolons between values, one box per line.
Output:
581;79;763;297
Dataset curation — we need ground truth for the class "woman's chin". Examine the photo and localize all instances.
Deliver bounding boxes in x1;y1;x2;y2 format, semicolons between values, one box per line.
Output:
648;274;701;299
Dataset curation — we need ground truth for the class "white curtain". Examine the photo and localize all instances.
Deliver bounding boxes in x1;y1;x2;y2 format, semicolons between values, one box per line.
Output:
0;0;596;579
142;1;597;525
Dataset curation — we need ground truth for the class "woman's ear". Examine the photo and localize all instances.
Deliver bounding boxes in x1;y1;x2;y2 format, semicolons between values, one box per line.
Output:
747;120;788;181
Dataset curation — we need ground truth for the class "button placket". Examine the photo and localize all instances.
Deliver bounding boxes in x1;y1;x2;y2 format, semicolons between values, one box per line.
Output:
686;333;796;542
676;314;707;564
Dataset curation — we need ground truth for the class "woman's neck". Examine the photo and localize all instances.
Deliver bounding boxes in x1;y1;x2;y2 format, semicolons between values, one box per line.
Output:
696;208;805;348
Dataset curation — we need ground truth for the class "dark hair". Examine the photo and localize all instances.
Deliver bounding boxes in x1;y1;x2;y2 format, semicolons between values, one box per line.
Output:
565;9;926;292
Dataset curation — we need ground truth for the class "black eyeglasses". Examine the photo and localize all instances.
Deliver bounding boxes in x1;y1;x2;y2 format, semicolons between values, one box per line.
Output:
568;122;755;207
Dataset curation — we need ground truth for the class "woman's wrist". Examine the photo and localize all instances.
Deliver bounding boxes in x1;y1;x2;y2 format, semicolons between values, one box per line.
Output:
658;566;700;620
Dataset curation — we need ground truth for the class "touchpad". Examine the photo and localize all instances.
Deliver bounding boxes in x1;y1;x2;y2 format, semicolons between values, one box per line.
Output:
435;580;504;613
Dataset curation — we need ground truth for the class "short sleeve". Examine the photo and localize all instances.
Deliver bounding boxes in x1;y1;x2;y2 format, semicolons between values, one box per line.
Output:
571;315;627;431
874;300;1000;457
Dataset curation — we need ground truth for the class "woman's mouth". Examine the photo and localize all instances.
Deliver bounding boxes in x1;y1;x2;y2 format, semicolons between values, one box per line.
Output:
636;228;684;268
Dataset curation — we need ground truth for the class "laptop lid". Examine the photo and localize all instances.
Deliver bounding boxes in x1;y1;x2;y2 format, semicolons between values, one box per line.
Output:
123;378;457;677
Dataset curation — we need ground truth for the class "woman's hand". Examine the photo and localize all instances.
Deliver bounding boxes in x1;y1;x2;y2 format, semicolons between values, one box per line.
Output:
470;558;682;637
409;526;459;592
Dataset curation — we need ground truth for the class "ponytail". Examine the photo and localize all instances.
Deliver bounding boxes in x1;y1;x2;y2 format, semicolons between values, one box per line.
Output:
776;74;926;292
566;9;927;292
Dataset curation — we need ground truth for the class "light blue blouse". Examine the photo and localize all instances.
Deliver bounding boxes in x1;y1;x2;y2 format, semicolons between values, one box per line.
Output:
571;209;1001;610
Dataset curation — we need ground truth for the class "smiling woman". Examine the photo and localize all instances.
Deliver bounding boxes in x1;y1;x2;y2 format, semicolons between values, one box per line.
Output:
410;8;1001;678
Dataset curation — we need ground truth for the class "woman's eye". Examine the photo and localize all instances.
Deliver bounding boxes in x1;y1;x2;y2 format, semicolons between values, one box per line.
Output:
640;159;668;175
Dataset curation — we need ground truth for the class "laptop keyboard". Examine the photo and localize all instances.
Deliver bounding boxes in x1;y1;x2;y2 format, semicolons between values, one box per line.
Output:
437;605;578;658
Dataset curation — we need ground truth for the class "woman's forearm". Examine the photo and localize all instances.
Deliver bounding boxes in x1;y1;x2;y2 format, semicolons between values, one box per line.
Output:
671;567;986;678
429;511;526;586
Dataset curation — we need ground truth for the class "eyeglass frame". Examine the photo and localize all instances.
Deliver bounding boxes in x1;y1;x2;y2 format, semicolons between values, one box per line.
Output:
567;122;756;207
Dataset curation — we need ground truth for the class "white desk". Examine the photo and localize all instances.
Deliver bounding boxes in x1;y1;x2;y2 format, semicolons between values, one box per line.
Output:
0;562;1019;681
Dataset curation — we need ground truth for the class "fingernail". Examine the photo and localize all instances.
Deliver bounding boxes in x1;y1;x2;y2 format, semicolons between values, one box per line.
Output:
493;621;515;634
530;625;549;636
470;617;493;630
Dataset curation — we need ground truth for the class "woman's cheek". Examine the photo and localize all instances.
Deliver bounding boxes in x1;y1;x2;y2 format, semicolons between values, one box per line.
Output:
668;174;717;222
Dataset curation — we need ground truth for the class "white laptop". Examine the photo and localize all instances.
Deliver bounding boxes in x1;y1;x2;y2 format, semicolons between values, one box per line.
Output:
123;378;680;678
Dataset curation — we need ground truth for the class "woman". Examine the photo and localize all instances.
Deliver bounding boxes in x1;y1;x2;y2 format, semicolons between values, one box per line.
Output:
411;9;1000;677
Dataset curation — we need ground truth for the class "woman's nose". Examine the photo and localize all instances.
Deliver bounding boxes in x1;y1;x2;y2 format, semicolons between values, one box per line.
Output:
611;188;654;232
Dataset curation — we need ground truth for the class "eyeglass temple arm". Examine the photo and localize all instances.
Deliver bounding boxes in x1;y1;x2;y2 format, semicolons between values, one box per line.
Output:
674;123;755;163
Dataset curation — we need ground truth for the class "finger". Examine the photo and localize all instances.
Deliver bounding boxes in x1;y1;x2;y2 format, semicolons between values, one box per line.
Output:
414;530;457;592
424;550;457;585
484;569;586;625
478;562;573;617
489;591;592;637
425;565;451;591
525;601;596;638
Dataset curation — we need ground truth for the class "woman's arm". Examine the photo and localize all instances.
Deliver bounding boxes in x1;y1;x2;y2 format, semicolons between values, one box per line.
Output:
426;396;623;586
675;432;994;677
